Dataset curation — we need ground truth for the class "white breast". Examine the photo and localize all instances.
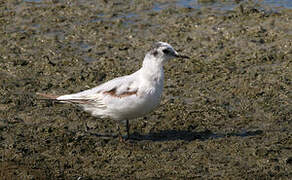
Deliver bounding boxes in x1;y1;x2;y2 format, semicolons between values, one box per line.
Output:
98;69;164;121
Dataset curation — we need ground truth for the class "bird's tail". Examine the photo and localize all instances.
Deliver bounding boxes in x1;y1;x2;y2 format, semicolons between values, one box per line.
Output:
36;92;59;100
36;92;94;105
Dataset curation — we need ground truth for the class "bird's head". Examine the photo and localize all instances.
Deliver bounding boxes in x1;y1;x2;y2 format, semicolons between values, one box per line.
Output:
145;42;189;66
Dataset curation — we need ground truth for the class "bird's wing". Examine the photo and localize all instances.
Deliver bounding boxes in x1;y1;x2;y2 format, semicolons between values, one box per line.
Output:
56;73;139;107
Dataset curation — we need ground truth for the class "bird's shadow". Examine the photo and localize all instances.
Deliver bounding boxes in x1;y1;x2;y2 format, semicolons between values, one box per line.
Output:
129;129;264;142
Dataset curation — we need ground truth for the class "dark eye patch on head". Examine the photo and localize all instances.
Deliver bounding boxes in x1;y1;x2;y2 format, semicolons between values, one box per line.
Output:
162;48;171;55
152;50;158;56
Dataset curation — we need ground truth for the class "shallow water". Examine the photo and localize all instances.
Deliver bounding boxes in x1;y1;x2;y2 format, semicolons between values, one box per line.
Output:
23;0;292;9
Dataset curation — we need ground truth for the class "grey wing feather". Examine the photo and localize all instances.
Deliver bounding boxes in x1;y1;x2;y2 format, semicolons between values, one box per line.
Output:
56;74;138;105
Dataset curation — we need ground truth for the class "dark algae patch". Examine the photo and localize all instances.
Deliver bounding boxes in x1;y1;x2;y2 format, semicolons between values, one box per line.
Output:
0;0;291;179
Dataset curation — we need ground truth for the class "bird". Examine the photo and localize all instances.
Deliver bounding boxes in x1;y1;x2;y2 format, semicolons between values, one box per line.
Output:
37;42;189;140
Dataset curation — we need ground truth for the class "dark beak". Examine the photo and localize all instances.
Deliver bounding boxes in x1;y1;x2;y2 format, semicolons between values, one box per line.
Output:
172;50;189;59
174;54;189;59
177;54;189;59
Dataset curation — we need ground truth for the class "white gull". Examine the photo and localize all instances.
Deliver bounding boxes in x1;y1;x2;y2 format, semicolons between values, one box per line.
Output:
38;42;189;140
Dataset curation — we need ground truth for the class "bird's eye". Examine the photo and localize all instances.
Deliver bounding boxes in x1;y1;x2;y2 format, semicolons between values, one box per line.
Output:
162;48;171;54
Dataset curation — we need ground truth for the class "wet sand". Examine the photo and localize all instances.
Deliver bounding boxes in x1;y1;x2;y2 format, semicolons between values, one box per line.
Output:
0;0;291;179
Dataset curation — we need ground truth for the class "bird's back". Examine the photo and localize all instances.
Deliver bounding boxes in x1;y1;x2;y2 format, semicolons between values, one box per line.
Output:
56;69;164;121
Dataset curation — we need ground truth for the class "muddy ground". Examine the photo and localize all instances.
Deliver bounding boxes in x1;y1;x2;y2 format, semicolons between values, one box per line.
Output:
0;0;291;179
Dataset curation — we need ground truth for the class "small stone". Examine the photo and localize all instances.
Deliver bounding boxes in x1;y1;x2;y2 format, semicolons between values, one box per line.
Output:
286;157;292;165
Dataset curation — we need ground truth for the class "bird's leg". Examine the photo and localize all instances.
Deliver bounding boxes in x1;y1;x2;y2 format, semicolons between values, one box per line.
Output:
126;119;130;140
115;120;131;142
116;123;124;142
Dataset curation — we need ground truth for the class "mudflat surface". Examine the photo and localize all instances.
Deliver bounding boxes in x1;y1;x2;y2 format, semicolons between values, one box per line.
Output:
0;0;291;179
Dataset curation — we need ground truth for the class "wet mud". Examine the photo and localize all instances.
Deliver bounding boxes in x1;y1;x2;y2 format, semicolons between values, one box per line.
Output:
0;0;291;179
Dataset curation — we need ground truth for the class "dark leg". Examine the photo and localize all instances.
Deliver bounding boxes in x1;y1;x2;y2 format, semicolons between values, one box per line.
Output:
116;123;124;142
126;119;130;140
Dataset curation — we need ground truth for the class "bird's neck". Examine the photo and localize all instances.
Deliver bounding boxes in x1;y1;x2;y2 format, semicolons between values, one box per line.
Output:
140;54;164;83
